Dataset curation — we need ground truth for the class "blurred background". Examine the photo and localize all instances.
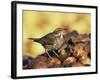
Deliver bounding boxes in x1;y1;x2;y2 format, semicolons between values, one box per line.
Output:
22;11;91;57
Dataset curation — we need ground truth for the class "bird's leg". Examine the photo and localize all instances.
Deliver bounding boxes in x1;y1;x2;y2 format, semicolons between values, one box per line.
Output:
52;50;59;57
45;49;52;59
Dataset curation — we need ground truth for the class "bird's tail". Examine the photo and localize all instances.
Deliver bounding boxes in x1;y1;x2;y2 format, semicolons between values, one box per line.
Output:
28;38;39;42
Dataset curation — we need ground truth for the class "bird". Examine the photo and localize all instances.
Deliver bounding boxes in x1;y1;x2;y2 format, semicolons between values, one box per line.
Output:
28;28;69;59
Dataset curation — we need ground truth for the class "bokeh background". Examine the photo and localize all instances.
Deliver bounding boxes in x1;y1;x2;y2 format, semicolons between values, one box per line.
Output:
22;11;91;57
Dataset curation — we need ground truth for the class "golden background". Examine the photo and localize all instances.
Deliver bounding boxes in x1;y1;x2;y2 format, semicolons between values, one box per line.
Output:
22;11;91;57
